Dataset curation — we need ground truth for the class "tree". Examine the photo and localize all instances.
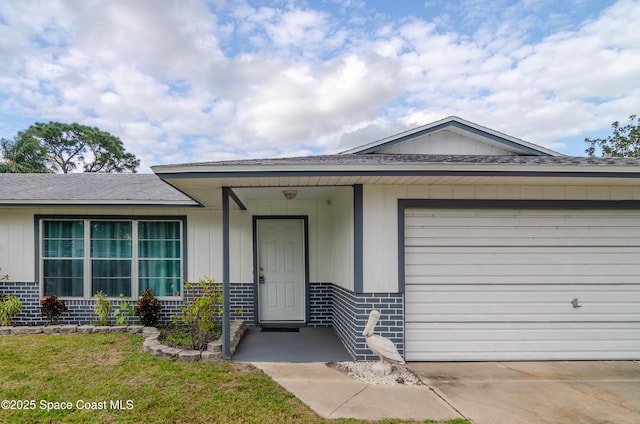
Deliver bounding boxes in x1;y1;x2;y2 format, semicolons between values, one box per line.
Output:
585;114;640;158
0;122;139;173
0;136;50;173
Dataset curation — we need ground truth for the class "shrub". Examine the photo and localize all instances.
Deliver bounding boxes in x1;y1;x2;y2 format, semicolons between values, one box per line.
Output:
0;293;22;326
113;294;134;326
94;291;111;326
171;276;222;350
134;288;161;326
40;295;67;325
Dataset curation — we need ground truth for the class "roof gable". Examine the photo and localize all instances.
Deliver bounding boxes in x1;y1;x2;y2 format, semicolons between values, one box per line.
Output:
341;116;562;157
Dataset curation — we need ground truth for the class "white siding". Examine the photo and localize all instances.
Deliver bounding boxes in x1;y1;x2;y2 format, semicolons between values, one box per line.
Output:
328;187;354;290
189;209;223;282
0;208;35;282
404;208;640;361
362;185;406;292
378;129;517;155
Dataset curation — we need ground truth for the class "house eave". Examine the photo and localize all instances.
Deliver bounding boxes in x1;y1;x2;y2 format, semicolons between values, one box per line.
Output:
0;200;203;207
153;163;640;178
152;154;640;209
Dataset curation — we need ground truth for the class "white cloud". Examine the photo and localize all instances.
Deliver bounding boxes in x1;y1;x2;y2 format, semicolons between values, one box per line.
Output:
234;53;401;150
70;0;224;78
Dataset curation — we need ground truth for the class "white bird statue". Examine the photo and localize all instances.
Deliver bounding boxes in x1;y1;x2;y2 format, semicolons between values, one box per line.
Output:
362;309;405;376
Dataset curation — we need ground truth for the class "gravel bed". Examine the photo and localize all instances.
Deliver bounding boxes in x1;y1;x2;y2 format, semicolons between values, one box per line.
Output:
328;361;422;386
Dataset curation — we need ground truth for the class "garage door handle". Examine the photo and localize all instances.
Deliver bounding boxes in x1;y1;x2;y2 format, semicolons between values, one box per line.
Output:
571;298;582;308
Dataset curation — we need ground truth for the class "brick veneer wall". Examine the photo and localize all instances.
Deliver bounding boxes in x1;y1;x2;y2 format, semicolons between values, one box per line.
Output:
229;283;255;324
0;281;191;326
0;281;41;326
332;284;358;357
1;281;308;328
225;282;334;327
332;285;404;361
308;282;333;327
2;280;404;362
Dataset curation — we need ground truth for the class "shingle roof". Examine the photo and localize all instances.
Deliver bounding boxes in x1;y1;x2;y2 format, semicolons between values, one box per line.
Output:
156;153;640;169
0;173;199;205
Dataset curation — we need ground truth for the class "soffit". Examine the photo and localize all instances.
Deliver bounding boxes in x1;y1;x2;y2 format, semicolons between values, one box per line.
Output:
161;174;640;209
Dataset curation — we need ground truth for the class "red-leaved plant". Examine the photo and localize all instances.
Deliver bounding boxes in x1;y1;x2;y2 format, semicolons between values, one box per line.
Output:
134;288;161;326
41;295;68;325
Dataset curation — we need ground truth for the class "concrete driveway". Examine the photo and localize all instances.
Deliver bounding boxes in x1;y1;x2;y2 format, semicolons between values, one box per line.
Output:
407;361;640;424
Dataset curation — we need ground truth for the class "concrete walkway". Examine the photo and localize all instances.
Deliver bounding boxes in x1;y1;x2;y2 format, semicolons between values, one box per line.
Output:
252;362;462;421
251;361;640;423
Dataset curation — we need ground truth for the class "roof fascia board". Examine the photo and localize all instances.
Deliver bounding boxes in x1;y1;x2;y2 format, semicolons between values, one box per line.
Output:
156;169;640;180
347;119;556;156
0;201;203;207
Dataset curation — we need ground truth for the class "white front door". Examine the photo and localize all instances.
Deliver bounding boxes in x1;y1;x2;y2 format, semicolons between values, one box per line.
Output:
257;219;306;323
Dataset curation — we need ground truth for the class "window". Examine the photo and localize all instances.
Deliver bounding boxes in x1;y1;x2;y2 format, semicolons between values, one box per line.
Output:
41;218;183;298
42;220;84;297
138;221;181;297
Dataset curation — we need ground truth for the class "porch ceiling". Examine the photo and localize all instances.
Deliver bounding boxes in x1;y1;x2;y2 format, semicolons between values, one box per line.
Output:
160;174;640;209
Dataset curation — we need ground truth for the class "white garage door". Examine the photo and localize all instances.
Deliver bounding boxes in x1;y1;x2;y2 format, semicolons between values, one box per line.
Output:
404;208;640;361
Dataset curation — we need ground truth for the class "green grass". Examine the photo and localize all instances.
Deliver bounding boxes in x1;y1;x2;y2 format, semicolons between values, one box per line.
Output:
162;331;193;348
0;333;469;424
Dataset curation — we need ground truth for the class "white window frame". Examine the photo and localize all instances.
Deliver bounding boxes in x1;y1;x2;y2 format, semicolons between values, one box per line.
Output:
39;217;184;300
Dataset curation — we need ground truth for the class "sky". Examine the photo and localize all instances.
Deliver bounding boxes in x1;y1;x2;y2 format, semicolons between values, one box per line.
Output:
0;0;639;172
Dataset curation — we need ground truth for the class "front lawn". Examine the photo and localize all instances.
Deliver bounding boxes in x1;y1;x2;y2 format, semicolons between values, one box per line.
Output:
0;333;468;423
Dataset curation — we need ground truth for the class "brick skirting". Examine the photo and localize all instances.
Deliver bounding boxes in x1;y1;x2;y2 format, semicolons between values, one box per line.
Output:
332;285;404;361
2;280;404;361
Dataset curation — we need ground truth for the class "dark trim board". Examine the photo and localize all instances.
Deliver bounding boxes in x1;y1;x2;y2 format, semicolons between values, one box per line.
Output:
222;188;231;358
398;199;640;210
252;216;310;325
34;214;190;219
396;199;640;292
228;188;247;210
353;184;363;294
